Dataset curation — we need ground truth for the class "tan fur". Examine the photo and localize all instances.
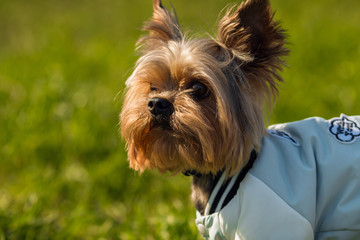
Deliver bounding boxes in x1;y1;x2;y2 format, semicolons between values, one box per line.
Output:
120;0;288;177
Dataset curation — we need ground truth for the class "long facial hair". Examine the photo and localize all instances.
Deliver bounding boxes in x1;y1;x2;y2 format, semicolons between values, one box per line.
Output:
120;0;288;176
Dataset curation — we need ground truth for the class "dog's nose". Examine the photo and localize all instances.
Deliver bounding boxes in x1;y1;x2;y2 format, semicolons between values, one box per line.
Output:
148;97;174;117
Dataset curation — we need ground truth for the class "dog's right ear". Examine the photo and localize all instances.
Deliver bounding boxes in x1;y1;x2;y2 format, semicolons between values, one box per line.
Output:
138;0;183;52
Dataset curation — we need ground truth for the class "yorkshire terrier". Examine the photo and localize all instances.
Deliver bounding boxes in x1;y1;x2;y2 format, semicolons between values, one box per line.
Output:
120;0;360;239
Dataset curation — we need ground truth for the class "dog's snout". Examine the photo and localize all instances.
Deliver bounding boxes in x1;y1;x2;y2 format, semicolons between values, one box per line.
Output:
148;97;174;117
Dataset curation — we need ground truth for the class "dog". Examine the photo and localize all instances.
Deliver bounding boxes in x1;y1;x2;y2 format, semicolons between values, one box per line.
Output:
120;0;360;239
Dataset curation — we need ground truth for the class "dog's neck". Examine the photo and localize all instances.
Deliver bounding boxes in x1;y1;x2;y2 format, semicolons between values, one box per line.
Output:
190;151;257;215
191;172;222;215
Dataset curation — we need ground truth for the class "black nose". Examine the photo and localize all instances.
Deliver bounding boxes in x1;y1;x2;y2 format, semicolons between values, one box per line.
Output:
148;97;174;117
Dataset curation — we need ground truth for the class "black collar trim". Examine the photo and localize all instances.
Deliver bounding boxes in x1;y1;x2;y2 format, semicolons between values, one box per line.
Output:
208;150;257;215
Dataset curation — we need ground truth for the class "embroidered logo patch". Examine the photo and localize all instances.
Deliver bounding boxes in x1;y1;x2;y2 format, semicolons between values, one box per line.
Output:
329;114;360;144
268;129;299;146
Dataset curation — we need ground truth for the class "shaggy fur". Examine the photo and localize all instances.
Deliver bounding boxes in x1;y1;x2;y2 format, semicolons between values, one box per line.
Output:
120;0;287;213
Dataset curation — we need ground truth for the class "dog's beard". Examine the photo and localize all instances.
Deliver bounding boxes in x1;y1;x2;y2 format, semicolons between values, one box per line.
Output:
122;92;223;174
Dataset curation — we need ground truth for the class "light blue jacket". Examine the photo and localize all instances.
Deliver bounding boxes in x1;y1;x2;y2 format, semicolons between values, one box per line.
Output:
196;114;360;240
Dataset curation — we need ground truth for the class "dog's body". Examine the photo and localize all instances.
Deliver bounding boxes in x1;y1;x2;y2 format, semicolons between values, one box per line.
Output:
120;0;360;239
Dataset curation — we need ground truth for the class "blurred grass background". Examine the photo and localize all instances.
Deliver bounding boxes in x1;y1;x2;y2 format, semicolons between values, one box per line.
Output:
0;0;359;239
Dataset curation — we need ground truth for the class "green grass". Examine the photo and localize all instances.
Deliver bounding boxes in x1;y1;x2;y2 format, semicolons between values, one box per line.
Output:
0;0;359;239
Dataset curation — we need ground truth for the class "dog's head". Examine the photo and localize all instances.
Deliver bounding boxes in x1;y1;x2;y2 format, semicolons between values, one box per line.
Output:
120;0;287;176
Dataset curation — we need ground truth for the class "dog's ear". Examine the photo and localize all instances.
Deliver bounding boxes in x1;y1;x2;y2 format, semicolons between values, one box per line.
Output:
138;0;183;51
217;0;287;67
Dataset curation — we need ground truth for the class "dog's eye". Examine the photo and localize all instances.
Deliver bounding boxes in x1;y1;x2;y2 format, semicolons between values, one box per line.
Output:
189;81;210;100
150;84;158;92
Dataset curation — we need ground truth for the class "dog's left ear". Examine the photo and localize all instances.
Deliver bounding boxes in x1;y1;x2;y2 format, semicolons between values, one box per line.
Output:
138;0;183;52
217;0;287;68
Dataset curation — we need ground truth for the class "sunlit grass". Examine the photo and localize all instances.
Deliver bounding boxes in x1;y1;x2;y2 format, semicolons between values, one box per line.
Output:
0;0;359;239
